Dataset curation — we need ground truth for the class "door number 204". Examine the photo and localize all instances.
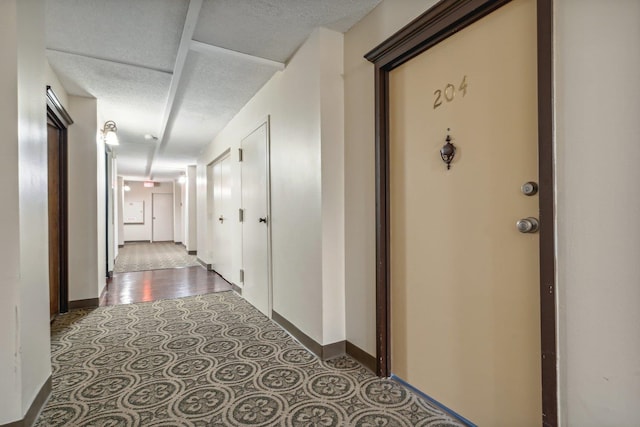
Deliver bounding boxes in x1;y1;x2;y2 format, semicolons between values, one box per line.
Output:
433;76;468;109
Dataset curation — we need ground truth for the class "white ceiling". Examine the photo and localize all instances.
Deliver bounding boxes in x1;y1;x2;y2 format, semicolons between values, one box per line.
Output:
45;0;381;181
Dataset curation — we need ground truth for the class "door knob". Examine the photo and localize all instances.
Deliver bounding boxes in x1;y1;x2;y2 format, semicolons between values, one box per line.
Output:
259;217;267;224
516;217;539;233
218;216;224;223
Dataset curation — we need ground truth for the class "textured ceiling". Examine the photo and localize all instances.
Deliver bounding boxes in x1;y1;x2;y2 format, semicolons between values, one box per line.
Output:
46;0;382;180
46;0;189;72
159;49;279;161
194;0;382;63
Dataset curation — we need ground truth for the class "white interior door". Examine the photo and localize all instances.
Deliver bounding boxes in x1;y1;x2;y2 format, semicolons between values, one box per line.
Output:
241;120;271;317
389;0;540;425
211;153;232;279
152;193;174;242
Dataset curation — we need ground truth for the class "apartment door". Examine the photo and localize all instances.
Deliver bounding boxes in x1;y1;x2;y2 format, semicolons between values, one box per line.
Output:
47;122;62;319
152;193;174;242
388;0;540;425
211;153;232;279
241;119;271;317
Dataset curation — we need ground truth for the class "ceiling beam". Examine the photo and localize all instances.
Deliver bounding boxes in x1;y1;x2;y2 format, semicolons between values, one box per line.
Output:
146;0;203;178
190;40;286;71
46;48;173;75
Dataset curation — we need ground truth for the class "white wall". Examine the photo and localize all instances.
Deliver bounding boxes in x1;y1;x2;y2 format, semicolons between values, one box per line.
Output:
105;150;114;274
173;180;183;244
186;165;198;252
0;0;51;423
0;2;22;420
112;156;119;259
46;60;68;111
68;95;103;301
197;28;345;345
320;29;346;344
96;137;106;295
343;0;438;355
122;181;174;242
555;1;640;425
117;176;125;246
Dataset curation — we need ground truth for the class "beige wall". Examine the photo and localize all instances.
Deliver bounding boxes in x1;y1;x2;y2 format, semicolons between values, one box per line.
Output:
0;0;51;423
343;0;439;355
320;29;346;343
173;180;184;244
122;181;174;242
185;165;198;252
46;60;68;111
197;28;345;345
0;2;22;419
555;1;640;425
68;95;104;301
117;176;125;246
345;0;640;424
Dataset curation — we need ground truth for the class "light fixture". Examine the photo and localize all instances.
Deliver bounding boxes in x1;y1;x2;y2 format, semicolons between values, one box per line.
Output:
178;174;186;184
143;181;155;188
144;134;158;141
124;184;131;192
102;120;119;146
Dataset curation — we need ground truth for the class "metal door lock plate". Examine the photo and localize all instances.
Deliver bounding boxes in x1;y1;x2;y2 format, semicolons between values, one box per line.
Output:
521;181;538;196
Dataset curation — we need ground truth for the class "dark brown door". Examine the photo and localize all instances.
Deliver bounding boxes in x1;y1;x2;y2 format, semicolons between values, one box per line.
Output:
48;122;61;319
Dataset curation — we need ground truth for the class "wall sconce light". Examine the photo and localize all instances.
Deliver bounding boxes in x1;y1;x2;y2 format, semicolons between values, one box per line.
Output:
102;120;119;146
177;174;186;184
440;129;456;170
123;184;131;192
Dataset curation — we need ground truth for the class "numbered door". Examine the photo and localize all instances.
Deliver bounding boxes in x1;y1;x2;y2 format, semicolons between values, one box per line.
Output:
211;153;232;279
152;193;174;242
241;120;271;317
389;0;540;425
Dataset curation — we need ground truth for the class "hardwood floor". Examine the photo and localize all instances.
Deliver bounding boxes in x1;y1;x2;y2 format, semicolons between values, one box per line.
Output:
100;266;233;306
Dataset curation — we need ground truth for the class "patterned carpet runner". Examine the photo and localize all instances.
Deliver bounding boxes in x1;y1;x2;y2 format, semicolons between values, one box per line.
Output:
37;292;463;426
115;242;200;273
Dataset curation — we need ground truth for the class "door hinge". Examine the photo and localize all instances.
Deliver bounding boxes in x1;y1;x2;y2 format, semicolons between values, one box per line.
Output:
238;148;243;162
239;269;244;283
239;208;244;222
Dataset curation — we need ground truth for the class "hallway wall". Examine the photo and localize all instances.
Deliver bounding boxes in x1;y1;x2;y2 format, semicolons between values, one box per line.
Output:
555;1;640;425
117;177;125;246
197;28;345;346
343;0;440;360
185;165;198;252
67;95;107;301
122;181;174;242
173;180;183;244
343;0;640;424
0;0;51;423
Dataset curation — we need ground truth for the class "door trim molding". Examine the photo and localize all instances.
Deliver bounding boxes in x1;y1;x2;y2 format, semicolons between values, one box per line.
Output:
46;86;72;315
364;1;556;425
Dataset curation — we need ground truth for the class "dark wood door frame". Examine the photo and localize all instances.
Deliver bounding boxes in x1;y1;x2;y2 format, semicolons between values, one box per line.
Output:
364;1;556;425
46;86;73;315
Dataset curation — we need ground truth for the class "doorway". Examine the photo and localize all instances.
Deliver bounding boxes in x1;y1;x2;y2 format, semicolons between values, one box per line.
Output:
365;0;556;425
240;118;272;317
209;151;232;280
46;87;72;319
152;193;174;242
